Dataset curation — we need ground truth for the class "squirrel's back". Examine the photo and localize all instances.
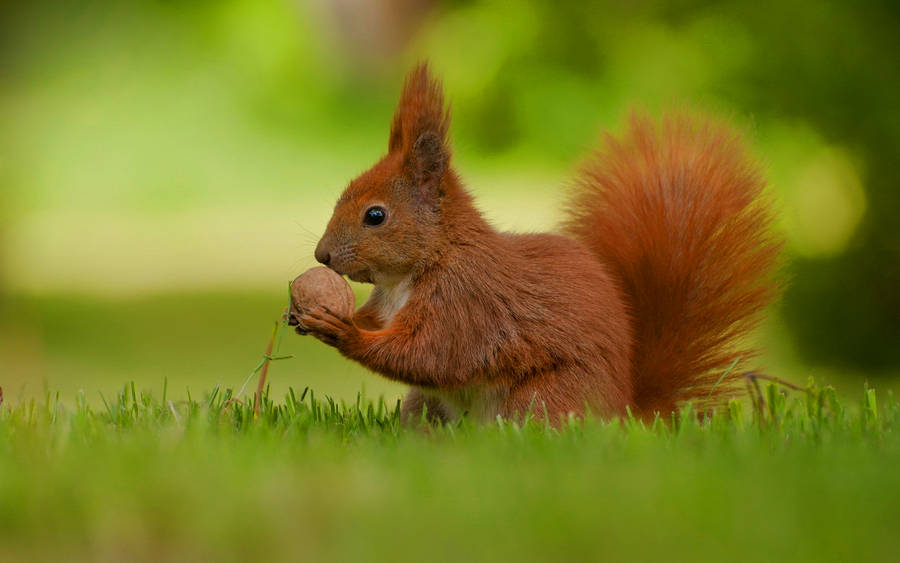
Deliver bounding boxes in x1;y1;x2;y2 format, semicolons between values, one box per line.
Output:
564;112;783;416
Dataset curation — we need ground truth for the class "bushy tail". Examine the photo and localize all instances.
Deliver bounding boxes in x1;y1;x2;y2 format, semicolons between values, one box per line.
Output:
564;112;783;416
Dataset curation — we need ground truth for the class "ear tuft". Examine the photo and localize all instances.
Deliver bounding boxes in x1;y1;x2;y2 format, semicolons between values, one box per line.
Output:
388;62;451;160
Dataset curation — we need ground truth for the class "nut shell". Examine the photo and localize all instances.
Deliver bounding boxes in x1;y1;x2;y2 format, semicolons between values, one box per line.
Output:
290;267;355;319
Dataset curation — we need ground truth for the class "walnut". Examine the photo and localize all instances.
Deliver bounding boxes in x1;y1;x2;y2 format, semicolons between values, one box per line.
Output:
289;267;355;320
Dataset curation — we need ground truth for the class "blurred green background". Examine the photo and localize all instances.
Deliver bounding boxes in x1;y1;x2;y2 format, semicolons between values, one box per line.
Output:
1;0;898;405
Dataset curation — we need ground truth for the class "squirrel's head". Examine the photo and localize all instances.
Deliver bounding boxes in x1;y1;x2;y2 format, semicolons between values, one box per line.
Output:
315;63;454;285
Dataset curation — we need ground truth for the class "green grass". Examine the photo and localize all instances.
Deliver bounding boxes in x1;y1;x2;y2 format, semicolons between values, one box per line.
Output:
1;378;898;562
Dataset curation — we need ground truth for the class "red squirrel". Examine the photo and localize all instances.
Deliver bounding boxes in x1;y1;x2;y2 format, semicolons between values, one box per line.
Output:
293;63;782;424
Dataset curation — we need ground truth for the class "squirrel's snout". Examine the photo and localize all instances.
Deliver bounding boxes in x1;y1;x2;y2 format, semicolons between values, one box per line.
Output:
314;242;331;266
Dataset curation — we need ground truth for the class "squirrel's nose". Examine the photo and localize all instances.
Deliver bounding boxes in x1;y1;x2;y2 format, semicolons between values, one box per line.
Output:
314;243;331;266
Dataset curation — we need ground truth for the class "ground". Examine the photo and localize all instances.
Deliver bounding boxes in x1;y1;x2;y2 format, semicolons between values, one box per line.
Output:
1;378;898;562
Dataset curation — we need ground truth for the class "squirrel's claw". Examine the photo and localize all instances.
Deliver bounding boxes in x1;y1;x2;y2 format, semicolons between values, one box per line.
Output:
296;306;356;348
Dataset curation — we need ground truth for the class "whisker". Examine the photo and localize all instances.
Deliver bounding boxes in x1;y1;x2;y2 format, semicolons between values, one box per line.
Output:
294;222;322;240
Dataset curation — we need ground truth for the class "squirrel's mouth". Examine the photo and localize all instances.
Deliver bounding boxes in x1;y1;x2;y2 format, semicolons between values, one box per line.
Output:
346;269;372;284
328;264;374;283
326;260;372;284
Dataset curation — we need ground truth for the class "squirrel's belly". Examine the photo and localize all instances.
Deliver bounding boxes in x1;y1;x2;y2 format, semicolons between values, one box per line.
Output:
424;384;509;423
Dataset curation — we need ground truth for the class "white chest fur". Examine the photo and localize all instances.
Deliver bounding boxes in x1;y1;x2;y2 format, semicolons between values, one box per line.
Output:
373;278;412;325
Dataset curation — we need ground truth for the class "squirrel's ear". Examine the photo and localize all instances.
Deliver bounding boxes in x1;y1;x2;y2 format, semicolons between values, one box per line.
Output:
388;62;451;162
409;131;448;199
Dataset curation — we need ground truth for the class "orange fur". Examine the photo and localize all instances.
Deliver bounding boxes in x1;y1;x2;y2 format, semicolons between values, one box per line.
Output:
295;63;783;424
564;113;783;415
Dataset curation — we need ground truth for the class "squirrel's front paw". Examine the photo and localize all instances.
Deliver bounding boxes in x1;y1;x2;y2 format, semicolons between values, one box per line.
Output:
295;306;358;349
287;308;309;335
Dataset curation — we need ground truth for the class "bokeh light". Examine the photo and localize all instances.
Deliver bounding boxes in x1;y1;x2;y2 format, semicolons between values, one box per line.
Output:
2;0;898;403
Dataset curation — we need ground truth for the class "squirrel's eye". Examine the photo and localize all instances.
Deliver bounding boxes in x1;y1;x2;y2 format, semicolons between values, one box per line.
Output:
363;206;386;226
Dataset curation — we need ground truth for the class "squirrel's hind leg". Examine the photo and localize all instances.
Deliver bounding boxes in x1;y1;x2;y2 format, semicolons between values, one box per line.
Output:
400;388;450;426
502;367;629;425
